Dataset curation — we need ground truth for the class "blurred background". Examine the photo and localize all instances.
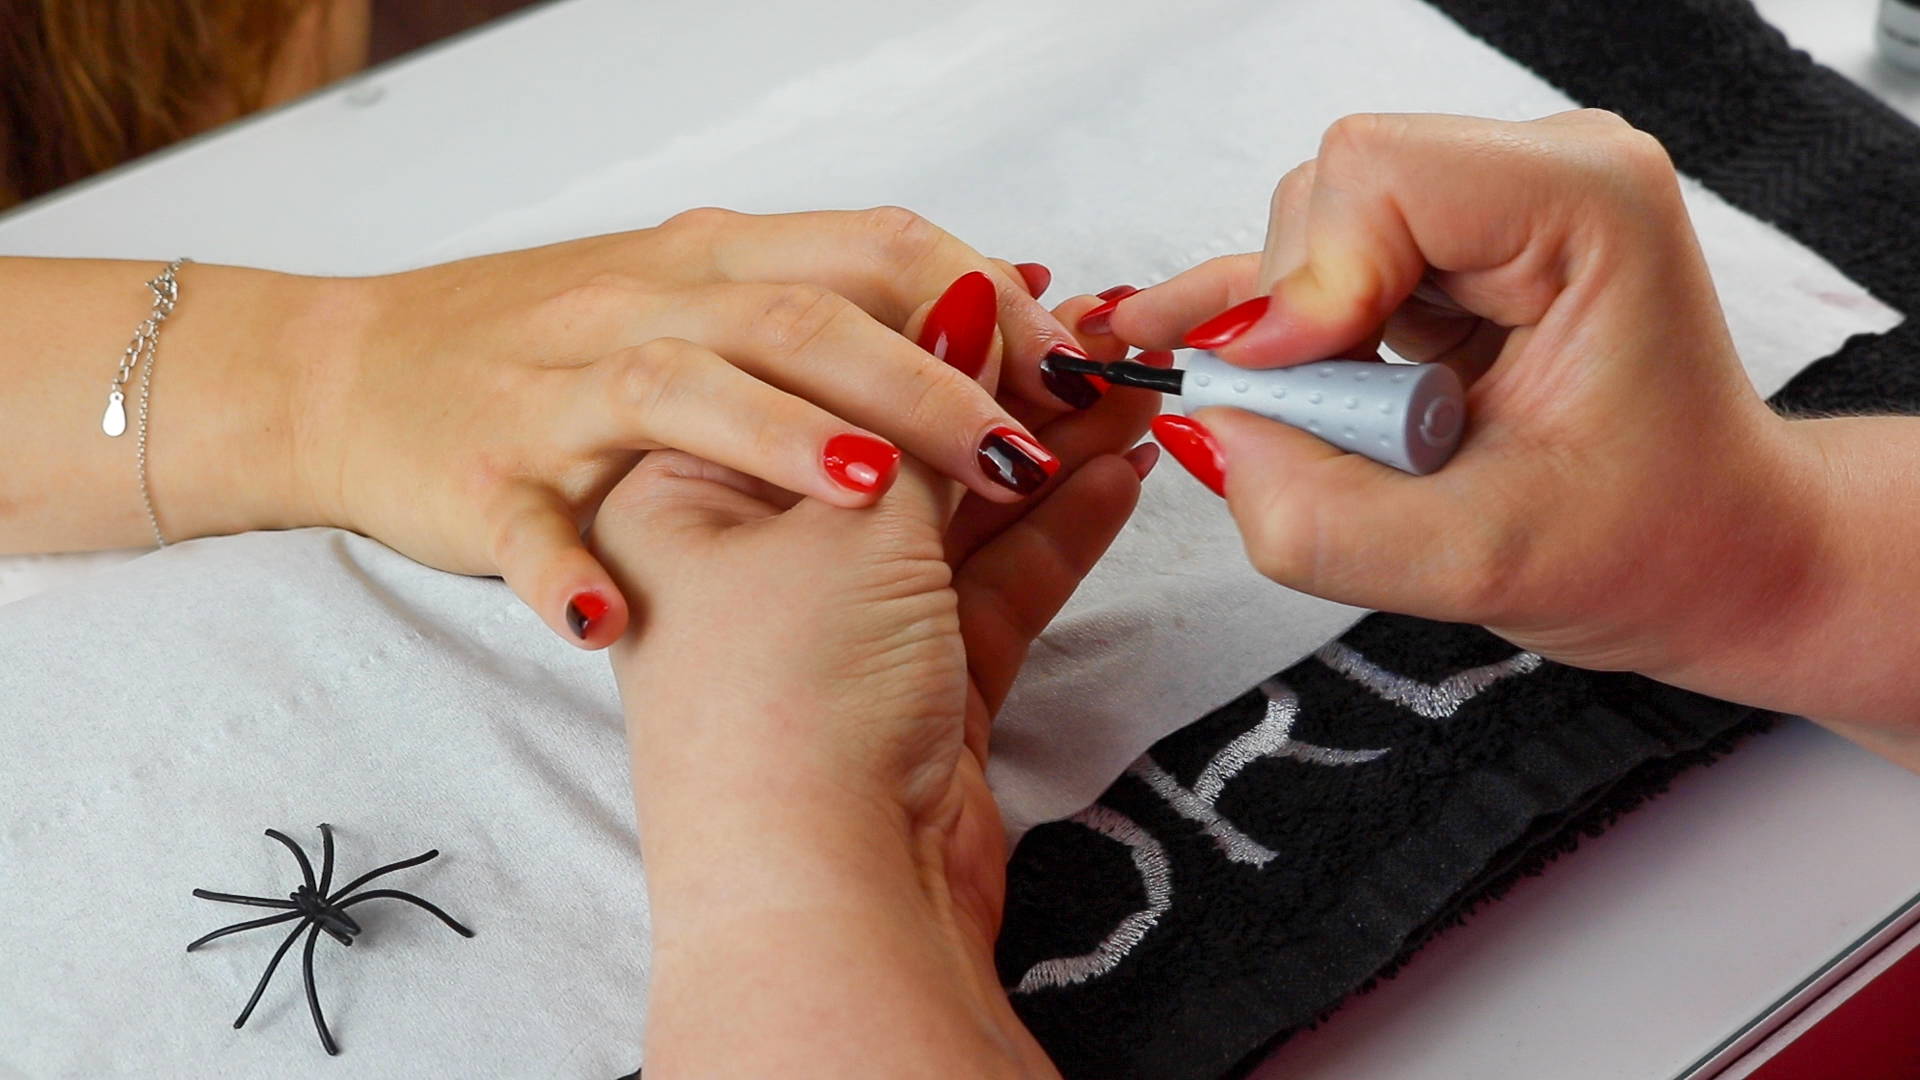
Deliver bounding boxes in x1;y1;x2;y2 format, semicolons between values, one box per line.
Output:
1;0;541;211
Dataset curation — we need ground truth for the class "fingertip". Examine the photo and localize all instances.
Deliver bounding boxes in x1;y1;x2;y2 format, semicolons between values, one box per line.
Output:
977;425;1060;498
1076;285;1139;336
1123;441;1162;480
1190;404;1356;510
1151;413;1227;497
914;270;1001;381
560;584;626;649
1013;261;1053;299
1211;272;1383;368
822;431;902;501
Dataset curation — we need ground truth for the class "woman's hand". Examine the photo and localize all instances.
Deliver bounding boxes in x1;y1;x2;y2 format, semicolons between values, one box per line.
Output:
292;209;1095;647
1074;109;1791;676
589;379;1156;1077
1071;110;1920;756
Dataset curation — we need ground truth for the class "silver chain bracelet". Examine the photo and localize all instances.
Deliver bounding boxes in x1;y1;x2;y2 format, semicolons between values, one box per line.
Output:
101;257;190;548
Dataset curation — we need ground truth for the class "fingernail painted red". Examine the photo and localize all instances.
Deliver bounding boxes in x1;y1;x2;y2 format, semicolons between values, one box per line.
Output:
1125;442;1162;480
1184;296;1272;349
1136;350;1176;368
566;592;610;639
1151;415;1226;497
1077;300;1120;336
977;426;1059;494
1014;262;1053;299
918;271;998;379
1097;284;1140;302
822;432;901;494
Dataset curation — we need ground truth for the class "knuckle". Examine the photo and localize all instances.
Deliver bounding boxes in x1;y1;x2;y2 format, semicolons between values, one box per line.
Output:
487;499;544;570
1237;489;1316;587
896;360;969;432
541;276;647;331
856;204;943;267
1609;126;1678;185
756;282;854;355
659;205;737;239
1446;513;1529;622
1268;159;1318;214
1560;107;1635;132
1244;527;1311;589
1318;113;1401;163
615;338;698;416
748;400;807;466
1539;116;1679;213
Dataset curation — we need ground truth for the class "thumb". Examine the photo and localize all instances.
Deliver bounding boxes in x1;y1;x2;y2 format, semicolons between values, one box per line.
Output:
487;481;630;650
1180;406;1495;623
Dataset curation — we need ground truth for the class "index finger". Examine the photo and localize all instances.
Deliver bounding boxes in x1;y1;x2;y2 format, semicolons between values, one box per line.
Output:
671;206;1090;411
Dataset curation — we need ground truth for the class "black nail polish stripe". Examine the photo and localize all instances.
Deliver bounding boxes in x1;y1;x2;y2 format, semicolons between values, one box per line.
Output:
978;433;1051;494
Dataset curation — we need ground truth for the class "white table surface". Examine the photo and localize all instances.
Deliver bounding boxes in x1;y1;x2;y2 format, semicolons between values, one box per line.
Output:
4;2;1918;1079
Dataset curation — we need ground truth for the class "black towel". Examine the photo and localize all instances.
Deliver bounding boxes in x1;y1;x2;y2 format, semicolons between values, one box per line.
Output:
993;4;1920;1078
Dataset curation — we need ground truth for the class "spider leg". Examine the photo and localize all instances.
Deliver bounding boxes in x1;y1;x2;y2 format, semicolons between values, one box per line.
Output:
301;921;340;1055
192;889;297;910
317;823;337;896
232;918;311;1030
336;889;475;938
264;829;318;893
186;909;302;952
326;849;439;903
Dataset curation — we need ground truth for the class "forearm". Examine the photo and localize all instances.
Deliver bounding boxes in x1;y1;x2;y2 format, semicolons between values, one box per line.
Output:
1649;416;1920;766
633;767;1053;1078
0;257;356;553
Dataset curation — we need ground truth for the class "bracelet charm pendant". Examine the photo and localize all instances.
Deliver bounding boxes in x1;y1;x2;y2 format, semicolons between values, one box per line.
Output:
102;390;127;437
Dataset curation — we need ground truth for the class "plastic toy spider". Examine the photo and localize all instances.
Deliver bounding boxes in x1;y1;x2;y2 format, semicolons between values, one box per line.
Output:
186;823;474;1055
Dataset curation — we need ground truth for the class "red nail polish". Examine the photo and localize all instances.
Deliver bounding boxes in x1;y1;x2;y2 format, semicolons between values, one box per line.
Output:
1136;350;1176;368
1014;262;1052;299
822;432;901;494
918;271;998;379
566;592;610;639
1151;415;1226;497
1124;442;1162;480
1078;286;1139;336
1184;296;1272;349
977;426;1059;494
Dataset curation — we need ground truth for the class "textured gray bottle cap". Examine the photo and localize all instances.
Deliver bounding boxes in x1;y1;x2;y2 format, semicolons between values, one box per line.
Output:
1180;352;1464;475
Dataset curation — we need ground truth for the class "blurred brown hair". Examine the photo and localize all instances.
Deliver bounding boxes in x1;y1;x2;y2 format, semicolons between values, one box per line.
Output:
0;1;320;208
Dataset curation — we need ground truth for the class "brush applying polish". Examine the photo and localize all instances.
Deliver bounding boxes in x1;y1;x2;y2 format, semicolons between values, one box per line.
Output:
1048;352;1466;476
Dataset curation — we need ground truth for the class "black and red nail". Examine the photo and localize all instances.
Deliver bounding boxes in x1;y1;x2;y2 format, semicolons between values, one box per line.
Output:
1039;343;1104;410
977;427;1059;494
566;592;610;639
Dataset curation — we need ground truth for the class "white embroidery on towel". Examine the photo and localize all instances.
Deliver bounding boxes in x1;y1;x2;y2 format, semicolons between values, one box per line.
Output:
1131;680;1388;868
1314;642;1543;719
1014;650;1547;992
1012;805;1172;994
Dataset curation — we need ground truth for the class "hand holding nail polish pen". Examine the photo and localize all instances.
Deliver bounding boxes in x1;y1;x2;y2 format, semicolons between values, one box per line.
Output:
1051;352;1465;475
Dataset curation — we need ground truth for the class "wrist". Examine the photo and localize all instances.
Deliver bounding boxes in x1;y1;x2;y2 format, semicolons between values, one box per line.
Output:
1630;410;1826;679
274;271;380;534
1627;412;1881;718
636;777;1046;1077
1669;416;1920;740
155;264;372;538
635;762;938;921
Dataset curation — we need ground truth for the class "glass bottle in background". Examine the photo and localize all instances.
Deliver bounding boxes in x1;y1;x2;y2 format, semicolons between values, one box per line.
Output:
1879;0;1920;73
